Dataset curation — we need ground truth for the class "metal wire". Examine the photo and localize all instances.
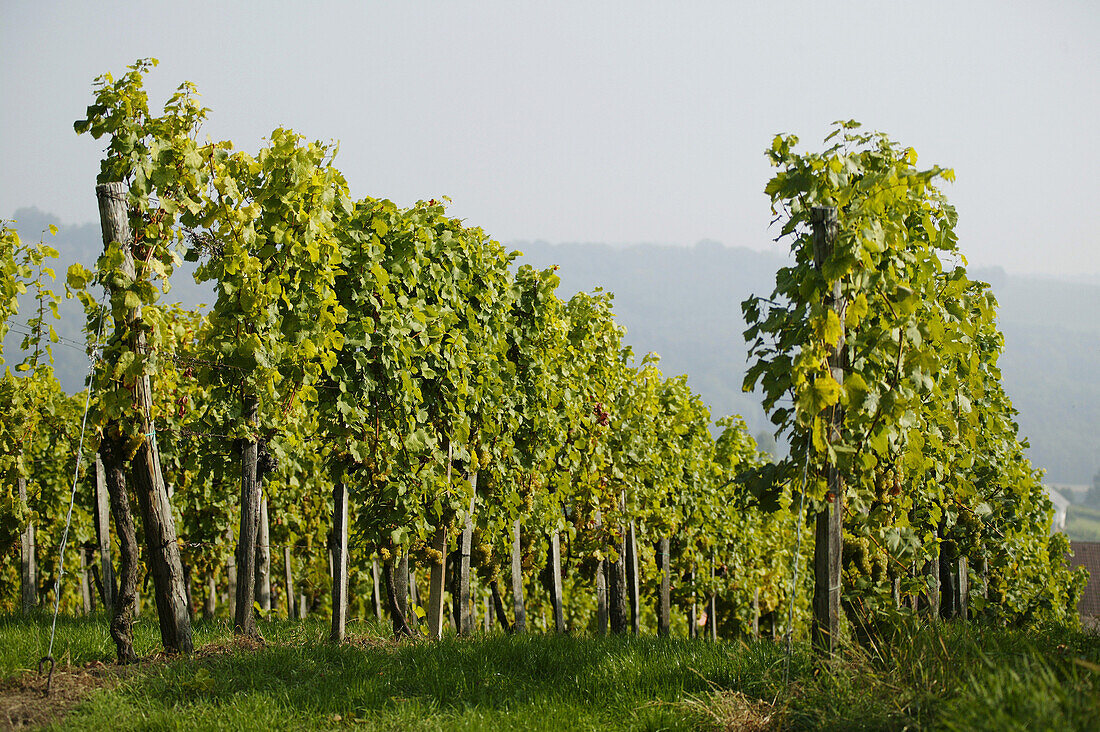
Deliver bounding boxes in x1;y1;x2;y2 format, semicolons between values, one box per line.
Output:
41;295;106;694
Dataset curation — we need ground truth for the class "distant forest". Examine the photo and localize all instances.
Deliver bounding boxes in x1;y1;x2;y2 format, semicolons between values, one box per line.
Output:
5;207;1098;485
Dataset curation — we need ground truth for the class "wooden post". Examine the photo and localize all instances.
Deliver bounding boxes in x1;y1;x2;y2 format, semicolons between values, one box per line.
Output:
234;390;261;638
18;471;37;613
204;571;217;620
94;454;116;608
627;522;640;635
957;556;969;620
426;441;452;640
408;557;421;633
709;553;718;642
256;492;272;616
548;531;565;633
98;182;192;654
938;524;956;620
752;587;760;639
226;529;238;622
688;566;697;639
372;558;382;621
456;472;477;636
330;482;349;642
284;546;295;620
923;547;941;619
657;537;671;637
182;563;194;620
511;519;526;633
608;493;629;634
395;552;409;620
608;544;628;634
596;511;608;635
81;545;94;614
810;206;845;656
426;530;448;639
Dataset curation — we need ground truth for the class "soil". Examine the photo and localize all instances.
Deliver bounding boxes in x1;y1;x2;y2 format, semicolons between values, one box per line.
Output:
0;661;122;731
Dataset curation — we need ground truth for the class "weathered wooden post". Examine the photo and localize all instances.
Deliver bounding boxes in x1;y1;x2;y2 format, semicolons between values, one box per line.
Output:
235;391;261;638
938;523;956;620
226;527;238;622
956;556;969;620
810;206;846;656
456;472;478;636
284;546;296;620
627;522;640;635
98;181;193;654
330;481;349;642
371;558;383;620
94;454;116;608
657;537;671;637
547;531;565;633
511;518;526;633
708;550;718;642
18;471;37;614
256;492;272;616
204;572;217;620
426;442;452;640
81;545;94;614
408;558;420;632
596;511;608;635
688;566;697;639
751;587;760;639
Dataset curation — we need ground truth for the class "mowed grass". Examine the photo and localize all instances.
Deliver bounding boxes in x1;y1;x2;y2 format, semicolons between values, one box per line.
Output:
2;612;1098;730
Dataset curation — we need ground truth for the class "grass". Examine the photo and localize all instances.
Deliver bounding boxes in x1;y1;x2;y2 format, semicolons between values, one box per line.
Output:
1;612;1098;730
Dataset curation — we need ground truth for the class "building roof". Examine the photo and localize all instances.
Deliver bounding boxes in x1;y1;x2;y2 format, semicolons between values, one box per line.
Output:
1068;541;1100;617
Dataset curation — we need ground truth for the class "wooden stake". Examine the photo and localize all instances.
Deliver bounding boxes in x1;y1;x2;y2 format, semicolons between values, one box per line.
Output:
548;531;565;633
256;492;272;615
284;546;295;620
426;441;452;640
18;471;37;614
372;558;382;620
234;390;261;638
226;527;238;622
627;522;640;635
456;472;477;635
596;511;608;635
94;454;116;608
708;551;717;642
330;482;349;643
657;537;670;637
810;206;845;656
511;519;526;633
204;571;217;620
752;587;760;639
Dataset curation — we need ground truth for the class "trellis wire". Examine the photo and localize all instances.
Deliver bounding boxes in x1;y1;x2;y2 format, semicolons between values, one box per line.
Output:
40;294;107;694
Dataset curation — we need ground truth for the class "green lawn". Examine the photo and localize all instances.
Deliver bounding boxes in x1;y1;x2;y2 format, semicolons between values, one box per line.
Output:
1;613;1098;730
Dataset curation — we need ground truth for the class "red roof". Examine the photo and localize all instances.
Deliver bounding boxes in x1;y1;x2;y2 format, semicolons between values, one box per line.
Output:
1068;541;1100;617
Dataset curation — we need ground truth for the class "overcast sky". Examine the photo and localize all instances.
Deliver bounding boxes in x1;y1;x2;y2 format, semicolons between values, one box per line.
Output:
2;1;1097;276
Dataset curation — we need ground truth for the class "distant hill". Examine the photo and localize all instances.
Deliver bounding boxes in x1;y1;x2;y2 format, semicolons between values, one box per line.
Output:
512;240;1100;485
4;207;1097;484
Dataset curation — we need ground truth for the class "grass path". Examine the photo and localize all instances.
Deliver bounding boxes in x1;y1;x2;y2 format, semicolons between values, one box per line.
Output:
2;613;1098;730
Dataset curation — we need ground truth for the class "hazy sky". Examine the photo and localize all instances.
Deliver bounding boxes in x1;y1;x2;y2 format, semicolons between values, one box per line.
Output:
2;1;1097;276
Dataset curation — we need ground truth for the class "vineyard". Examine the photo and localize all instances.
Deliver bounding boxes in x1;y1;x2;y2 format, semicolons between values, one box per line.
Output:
0;57;1089;700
